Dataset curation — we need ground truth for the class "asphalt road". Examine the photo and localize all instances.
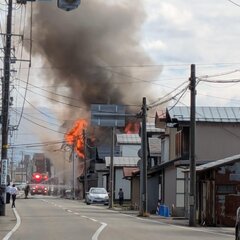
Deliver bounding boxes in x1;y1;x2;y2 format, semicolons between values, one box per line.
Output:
8;195;234;240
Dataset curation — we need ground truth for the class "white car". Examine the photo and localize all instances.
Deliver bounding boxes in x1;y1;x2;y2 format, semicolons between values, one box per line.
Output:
85;187;109;205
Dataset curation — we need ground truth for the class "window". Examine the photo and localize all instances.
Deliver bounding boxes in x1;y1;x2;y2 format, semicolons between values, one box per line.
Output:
175;131;182;158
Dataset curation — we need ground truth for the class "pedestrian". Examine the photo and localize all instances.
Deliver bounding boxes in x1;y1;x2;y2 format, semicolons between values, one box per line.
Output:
10;184;18;208
6;183;12;204
24;184;30;199
118;188;124;206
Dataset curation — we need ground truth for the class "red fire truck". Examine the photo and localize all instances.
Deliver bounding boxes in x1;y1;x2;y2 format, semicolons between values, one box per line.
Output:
30;172;49;195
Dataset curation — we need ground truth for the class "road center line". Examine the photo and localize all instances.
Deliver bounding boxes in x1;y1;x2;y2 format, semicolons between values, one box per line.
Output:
92;222;107;240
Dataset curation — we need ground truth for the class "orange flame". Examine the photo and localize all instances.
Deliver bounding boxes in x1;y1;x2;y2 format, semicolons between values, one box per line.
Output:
124;121;140;134
65;119;88;158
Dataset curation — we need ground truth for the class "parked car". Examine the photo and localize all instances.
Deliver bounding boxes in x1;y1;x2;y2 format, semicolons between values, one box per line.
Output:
85;187;109;205
236;207;240;240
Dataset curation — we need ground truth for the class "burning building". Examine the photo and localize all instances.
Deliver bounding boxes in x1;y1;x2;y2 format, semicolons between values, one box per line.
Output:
24;1;161;196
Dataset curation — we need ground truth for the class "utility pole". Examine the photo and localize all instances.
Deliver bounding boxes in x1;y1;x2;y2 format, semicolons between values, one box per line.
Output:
0;0;13;216
83;129;88;198
189;64;196;226
109;127;115;208
21;152;24;184
141;97;148;216
72;142;75;200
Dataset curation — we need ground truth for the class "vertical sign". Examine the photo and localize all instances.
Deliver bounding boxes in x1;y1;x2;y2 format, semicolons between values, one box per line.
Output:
1;159;8;185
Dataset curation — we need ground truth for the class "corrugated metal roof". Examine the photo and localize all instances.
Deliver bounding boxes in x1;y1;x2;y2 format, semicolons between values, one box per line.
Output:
116;134;141;144
105;156;140;167
167;106;240;123
196;154;240;172
146;122;164;132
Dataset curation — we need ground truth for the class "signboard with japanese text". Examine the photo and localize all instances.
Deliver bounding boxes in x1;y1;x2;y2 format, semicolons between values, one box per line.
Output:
1;159;8;185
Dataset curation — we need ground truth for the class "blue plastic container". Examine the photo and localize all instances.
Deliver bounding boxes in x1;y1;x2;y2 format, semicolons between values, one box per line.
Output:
157;205;170;217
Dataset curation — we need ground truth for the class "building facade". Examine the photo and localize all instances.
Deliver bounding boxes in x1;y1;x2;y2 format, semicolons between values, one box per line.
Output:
155;106;240;217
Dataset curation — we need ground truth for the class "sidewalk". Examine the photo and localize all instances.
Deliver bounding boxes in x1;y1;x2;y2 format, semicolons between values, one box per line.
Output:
0;205;16;240
113;207;235;237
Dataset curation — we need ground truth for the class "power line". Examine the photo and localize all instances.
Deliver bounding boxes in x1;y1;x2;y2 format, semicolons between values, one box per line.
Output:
15;62;240;70
148;80;189;107
197;69;240;79
226;0;240;8
16;66;31;128
199;78;240;83
18;85;86;109
20;113;67;135
10;140;65;148
14;87;61;120
148;84;190;109
12;108;61;127
18;78;82;101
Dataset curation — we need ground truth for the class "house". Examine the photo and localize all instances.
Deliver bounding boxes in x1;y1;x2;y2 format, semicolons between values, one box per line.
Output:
155;106;240;217
126;123;164;212
192;154;240;226
104;133;140;202
105;156;139;201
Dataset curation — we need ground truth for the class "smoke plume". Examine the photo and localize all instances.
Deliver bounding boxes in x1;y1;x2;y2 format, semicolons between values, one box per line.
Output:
25;1;162;183
30;0;158;120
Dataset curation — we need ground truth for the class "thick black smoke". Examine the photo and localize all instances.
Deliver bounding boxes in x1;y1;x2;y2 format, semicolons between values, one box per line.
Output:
30;0;158;119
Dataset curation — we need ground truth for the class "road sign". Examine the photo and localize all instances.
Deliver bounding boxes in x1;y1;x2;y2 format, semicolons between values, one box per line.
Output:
91;104;126;127
1;159;8;185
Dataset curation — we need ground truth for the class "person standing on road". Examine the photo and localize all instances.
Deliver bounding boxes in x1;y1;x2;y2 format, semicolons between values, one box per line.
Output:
10;184;18;208
6;183;12;204
118;188;124;206
24;184;30;199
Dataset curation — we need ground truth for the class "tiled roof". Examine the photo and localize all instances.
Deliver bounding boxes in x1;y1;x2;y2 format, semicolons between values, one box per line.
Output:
167;106;240;123
105;156;140;167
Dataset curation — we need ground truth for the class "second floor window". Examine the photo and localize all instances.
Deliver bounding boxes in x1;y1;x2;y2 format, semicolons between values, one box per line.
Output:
175;131;182;158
